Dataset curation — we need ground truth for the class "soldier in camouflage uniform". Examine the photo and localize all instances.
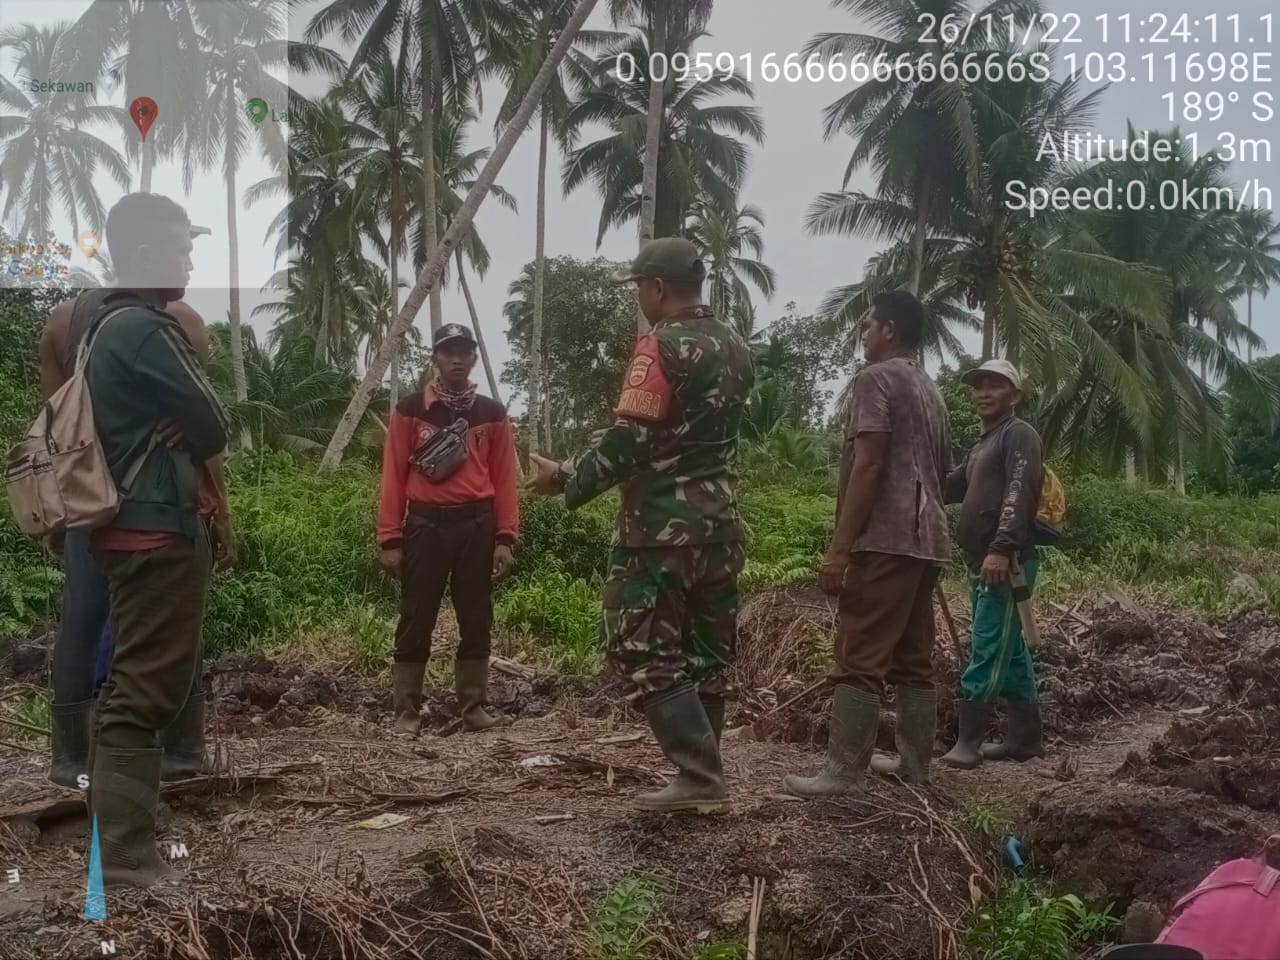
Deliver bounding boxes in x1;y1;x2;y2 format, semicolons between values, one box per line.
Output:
529;237;753;815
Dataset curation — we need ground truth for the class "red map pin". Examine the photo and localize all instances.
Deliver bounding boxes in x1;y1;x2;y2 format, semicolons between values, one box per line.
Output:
129;97;158;141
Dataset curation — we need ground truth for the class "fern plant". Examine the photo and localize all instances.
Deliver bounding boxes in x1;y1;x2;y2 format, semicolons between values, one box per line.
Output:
586;874;668;960
968;879;1118;960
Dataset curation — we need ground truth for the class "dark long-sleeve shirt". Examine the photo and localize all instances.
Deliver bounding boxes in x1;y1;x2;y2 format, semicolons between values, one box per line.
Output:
946;415;1043;562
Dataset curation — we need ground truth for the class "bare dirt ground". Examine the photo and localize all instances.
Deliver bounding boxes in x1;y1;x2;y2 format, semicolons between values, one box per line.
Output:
1;583;1278;960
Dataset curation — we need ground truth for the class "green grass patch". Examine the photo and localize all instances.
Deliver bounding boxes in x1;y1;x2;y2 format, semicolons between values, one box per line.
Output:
968;878;1118;960
586;873;669;960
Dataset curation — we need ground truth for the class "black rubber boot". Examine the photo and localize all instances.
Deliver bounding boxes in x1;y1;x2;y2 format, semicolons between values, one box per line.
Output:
783;685;879;797
455;659;501;731
49;698;93;788
391;662;425;735
869;687;936;782
91;747;177;890
160;692;214;780
939;700;991;769
635;684;729;815
700;697;725;746
982;701;1046;762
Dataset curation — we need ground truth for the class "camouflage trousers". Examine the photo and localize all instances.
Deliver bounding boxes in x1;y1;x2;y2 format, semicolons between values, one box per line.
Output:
601;541;746;703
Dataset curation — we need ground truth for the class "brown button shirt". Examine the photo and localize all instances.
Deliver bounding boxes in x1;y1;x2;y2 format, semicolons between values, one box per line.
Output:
837;357;952;564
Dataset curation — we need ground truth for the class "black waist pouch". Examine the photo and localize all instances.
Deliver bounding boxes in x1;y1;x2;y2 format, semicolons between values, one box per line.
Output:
411;417;469;482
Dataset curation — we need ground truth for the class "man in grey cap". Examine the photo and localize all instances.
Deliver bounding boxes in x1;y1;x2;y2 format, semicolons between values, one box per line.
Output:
527;237;753;815
939;358;1046;769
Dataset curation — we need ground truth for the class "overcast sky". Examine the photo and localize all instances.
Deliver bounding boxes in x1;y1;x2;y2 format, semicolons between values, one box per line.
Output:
2;0;1276;414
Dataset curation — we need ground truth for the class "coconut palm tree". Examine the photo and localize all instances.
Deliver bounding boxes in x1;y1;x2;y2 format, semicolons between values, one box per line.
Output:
1043;139;1274;489
304;0;509;333
246;90;365;367
426;108;517;403
606;0;714;249
685;199;775;336
1233;208;1280;363
0;23;130;239
485;0;617;452
59;0;210;192
206;323;363;456
802;0;1041;311
343;33;419;405
564;28;763;247
321;0;603;467
177;0;294;451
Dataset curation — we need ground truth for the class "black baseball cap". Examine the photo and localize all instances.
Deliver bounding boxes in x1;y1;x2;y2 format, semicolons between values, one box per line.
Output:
433;322;477;348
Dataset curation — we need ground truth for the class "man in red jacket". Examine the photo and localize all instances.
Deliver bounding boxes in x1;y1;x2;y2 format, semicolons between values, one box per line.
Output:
378;323;519;734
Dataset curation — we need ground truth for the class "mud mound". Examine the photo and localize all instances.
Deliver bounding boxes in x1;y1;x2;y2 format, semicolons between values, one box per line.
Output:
1021;782;1268;911
1119;708;1280;811
207;654;610;735
736;581;1280;747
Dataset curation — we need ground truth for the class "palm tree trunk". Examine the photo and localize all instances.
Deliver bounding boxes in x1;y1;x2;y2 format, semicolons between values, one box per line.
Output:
140;140;153;192
907;175;928;298
1197;316;1206;381
543;390;552;452
455;248;501;403
1174;428;1186;496
224;124;252;452
1248;288;1254;363
1124;448;1137;485
322;0;602;467
636;0;667;334
424;49;443;331
389;218;401;408
316;277;330;365
528;109;549;454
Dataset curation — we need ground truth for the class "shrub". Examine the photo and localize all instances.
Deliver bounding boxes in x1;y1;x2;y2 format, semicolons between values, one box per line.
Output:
496;571;602;674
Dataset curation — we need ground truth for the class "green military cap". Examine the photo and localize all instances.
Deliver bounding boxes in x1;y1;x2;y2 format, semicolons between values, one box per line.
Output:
613;237;707;284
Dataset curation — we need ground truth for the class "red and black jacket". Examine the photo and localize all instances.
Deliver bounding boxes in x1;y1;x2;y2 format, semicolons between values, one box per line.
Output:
377;386;519;549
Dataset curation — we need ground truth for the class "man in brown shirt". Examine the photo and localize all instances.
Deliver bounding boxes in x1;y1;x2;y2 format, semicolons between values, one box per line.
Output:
784;291;951;798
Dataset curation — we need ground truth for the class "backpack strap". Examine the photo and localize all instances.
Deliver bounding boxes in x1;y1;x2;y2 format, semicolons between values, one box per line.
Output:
72;302;159;495
74;305;138;373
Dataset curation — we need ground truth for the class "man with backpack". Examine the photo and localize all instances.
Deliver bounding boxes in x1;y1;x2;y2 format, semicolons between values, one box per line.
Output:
39;292;233;789
71;193;228;888
938;359;1046;769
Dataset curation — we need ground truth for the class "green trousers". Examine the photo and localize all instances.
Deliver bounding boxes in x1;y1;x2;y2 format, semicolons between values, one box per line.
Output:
959;554;1039;705
92;527;212;749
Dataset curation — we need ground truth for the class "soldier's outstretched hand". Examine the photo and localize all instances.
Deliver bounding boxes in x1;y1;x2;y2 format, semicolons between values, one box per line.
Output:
526;453;562;496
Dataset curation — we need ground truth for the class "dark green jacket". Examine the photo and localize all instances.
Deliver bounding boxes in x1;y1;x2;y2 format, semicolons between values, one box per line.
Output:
75;292;228;539
565;306;754;547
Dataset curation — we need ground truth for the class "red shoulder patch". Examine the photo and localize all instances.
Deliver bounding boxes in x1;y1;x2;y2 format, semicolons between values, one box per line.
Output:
615;335;672;423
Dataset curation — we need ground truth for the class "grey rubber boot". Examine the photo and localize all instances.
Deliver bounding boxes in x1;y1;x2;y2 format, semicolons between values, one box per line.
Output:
939;700;991;769
635;684;729;815
869;687;936;783
455;659;500;731
783;685;880;798
90;747;177;890
49;698;94;788
160;692;214;780
392;661;426;735
981;701;1046;762
700;697;725;746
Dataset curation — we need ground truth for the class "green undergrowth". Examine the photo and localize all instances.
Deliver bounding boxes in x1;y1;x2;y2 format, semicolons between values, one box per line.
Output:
968;877;1118;960
4;455;1279;670
584;873;746;960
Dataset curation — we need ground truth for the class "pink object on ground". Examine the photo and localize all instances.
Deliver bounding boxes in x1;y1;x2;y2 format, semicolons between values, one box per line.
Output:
1157;854;1280;959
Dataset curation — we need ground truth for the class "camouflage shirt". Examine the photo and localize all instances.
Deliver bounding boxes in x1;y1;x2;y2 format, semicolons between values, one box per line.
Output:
564;306;754;547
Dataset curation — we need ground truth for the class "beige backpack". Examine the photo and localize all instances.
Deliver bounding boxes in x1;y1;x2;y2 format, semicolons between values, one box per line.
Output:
5;307;154;537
